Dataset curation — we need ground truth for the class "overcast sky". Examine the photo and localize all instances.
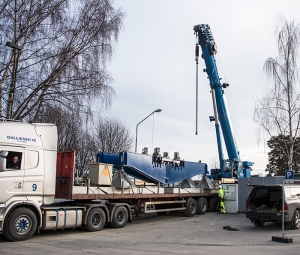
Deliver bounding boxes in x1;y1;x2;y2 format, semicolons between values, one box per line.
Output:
102;0;300;176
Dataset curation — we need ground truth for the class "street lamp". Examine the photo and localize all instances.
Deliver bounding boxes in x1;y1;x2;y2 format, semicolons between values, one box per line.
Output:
135;109;162;153
5;41;22;120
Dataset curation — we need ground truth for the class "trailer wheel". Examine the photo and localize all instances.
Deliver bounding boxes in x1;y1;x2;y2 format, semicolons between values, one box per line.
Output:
110;206;128;228
209;196;220;212
85;208;106;232
184;198;197;217
292;210;300;229
196;197;208;215
4;208;37;241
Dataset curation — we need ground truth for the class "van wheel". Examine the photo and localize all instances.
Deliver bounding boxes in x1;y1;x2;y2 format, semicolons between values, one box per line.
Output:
4;208;37;241
85;208;106;231
110;206;128;228
292;210;300;229
253;220;265;227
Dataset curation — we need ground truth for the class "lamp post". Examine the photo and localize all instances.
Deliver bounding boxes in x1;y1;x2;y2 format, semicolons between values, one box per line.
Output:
5;41;22;120
135;109;162;153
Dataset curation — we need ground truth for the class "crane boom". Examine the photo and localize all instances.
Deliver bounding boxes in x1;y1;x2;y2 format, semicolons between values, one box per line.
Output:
193;24;252;179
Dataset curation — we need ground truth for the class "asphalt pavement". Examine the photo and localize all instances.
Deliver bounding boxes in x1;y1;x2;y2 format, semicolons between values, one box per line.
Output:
1;212;300;255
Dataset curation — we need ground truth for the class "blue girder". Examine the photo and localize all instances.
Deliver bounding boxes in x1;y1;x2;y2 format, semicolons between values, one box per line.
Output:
97;151;208;184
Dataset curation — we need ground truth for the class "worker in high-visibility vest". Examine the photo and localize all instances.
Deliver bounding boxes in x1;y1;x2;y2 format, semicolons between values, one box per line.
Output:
218;185;226;213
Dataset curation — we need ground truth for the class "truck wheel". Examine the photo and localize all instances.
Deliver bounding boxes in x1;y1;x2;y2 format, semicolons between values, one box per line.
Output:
4;208;37;241
196;197;207;215
110;206;128;228
292;210;300;229
184;198;197;217
209;196;220;212
85;208;106;232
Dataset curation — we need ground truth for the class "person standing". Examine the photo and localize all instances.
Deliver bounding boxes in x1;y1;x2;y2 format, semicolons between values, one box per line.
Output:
218;184;226;213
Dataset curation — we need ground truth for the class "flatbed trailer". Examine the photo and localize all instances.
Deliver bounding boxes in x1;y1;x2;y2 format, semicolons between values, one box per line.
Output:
69;186;219;214
56;151;219;218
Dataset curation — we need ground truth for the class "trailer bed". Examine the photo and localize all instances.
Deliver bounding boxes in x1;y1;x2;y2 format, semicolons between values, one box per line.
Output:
70;187;218;200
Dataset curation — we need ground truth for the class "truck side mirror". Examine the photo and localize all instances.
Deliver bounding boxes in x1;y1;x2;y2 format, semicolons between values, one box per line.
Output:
0;151;8;172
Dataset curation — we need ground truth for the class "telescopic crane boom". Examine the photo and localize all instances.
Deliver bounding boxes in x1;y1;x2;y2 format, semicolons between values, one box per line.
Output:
193;24;253;179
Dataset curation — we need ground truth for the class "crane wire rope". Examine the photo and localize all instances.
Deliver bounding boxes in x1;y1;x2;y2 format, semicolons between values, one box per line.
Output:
217;51;227;84
151;114;155;153
195;43;199;135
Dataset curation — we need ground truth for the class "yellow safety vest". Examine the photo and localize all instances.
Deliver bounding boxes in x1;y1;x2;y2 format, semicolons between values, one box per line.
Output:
218;188;224;199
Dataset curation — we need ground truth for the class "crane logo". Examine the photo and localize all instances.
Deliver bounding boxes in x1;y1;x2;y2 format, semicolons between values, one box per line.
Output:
7;136;36;142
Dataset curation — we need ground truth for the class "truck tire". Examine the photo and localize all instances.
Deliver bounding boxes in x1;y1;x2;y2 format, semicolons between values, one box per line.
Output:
85;208;106;232
184;198;197;217
110;206;128;228
209;196;220;212
196;197;207;215
4;208;37;241
292;209;300;229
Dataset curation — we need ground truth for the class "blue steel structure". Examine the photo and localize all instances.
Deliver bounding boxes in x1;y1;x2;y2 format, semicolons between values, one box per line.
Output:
193;24;252;179
97;151;208;184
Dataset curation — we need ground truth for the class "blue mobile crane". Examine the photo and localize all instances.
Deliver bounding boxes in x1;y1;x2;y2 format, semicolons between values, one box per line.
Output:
193;24;253;179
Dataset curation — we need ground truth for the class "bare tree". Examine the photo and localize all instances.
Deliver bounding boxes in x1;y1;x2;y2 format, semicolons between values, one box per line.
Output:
38;108;134;173
95;117;133;153
254;16;300;171
210;157;220;170
0;0;123;121
36;104;97;175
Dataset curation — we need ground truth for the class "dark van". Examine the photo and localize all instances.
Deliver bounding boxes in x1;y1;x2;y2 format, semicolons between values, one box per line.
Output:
243;185;300;228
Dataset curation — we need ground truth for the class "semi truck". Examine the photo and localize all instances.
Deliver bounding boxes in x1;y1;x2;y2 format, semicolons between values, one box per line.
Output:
0;121;219;241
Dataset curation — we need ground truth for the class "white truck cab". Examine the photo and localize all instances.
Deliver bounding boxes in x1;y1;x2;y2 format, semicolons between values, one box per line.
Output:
0;122;58;240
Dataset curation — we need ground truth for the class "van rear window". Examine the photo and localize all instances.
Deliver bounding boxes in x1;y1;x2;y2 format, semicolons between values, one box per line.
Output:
254;188;269;196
